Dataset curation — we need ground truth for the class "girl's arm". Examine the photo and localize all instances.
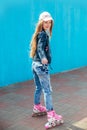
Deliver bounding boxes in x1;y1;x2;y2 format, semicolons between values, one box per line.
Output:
37;31;48;64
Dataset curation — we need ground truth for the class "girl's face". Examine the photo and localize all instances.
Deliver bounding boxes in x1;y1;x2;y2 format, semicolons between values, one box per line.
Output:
42;20;52;31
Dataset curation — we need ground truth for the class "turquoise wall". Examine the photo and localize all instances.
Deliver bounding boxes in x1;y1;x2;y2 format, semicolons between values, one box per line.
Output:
0;0;87;87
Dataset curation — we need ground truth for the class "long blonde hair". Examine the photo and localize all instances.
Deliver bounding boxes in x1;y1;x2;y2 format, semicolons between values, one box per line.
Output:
30;20;53;58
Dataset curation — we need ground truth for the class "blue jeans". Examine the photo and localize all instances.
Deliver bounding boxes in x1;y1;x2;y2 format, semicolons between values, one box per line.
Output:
32;61;53;111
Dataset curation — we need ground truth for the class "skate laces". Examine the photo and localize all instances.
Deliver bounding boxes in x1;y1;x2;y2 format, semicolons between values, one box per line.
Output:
47;110;62;120
54;113;62;120
34;104;46;112
47;110;55;118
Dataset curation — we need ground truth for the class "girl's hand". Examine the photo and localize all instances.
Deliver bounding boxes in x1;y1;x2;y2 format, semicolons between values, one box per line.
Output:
41;58;48;64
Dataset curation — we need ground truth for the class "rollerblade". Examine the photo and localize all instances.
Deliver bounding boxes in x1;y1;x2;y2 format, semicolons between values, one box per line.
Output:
45;110;64;129
32;104;47;117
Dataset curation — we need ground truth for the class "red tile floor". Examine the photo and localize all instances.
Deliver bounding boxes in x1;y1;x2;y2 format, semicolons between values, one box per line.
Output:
0;67;87;130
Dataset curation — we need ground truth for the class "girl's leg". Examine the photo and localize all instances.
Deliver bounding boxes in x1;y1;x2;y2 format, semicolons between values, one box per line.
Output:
32;62;47;116
33;63;53;111
33;69;42;105
39;71;53;111
32;62;63;126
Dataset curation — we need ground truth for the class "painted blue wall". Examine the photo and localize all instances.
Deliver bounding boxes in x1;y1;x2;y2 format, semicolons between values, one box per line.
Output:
0;0;87;87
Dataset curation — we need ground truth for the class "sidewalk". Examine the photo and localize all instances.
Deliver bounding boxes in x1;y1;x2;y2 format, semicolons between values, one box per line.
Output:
0;67;87;130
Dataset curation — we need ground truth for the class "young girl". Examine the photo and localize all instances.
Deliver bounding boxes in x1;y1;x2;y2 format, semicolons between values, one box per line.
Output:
30;11;63;129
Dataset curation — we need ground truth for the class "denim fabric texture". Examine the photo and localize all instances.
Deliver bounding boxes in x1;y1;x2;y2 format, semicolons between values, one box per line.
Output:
33;30;51;64
32;61;53;111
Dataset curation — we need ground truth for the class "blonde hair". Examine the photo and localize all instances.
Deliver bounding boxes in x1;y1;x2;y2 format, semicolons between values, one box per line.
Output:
30;20;53;58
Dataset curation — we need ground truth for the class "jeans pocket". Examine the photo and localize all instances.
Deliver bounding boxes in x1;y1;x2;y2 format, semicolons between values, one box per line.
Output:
42;64;48;74
32;62;49;74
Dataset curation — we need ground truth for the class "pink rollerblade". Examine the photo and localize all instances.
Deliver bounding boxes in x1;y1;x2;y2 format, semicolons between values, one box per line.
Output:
32;104;47;117
45;110;64;129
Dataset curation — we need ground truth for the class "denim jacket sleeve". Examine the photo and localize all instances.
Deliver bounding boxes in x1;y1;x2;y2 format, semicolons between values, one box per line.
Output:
37;31;47;60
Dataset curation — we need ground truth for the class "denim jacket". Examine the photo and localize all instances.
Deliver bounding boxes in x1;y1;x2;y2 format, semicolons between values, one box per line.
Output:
33;30;51;64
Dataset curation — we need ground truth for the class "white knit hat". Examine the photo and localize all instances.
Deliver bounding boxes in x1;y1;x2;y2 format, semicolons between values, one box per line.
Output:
39;11;53;21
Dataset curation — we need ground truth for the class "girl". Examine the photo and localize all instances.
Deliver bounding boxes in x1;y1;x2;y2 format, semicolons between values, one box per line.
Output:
30;11;63;129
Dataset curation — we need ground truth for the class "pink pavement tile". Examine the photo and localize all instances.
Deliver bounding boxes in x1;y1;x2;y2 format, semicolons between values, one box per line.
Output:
0;90;8;96
72;111;87;122
0;120;13;129
51;77;70;83
16;99;33;109
14;87;34;96
55;86;80;93
0;102;9;109
77;76;87;82
16;80;34;86
19;115;47;129
16;97;45;109
67;69;86;75
59;95;87;107
51;73;71;80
